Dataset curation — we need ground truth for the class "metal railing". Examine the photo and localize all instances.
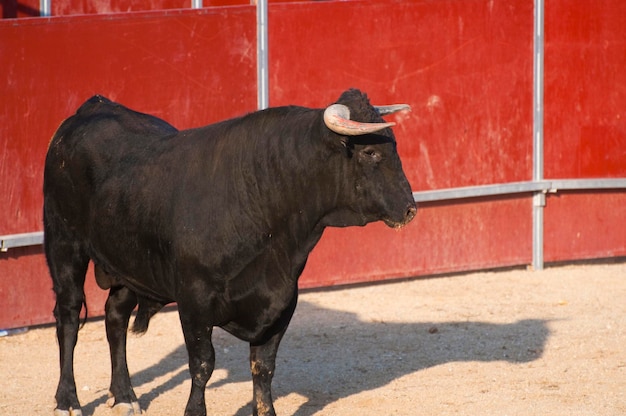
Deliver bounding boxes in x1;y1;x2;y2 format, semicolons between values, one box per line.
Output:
3;178;625;251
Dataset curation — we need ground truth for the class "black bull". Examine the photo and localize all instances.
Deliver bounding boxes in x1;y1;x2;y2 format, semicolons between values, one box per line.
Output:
44;89;416;416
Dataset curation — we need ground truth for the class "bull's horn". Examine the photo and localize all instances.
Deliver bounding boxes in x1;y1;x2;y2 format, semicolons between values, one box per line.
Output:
323;104;395;136
374;104;411;115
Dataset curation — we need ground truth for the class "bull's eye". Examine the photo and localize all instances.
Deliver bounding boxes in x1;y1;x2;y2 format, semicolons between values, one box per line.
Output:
361;147;382;163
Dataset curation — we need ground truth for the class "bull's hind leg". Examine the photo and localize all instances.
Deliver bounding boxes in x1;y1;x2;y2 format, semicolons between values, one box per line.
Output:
45;233;89;416
104;285;142;415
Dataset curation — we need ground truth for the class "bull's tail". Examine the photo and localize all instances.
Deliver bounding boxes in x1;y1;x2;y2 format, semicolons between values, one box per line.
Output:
80;299;88;329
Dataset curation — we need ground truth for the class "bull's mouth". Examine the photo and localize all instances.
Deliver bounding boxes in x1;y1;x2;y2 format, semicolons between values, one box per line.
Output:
383;218;410;229
383;205;417;229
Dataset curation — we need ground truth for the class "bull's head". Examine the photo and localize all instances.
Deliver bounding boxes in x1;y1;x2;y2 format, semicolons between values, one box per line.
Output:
322;89;417;229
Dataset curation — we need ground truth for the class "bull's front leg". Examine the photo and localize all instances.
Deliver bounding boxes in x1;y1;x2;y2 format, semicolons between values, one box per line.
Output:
179;309;215;416
249;293;297;416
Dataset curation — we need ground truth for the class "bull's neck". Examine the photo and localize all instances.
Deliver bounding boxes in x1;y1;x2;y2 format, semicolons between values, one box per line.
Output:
243;108;345;240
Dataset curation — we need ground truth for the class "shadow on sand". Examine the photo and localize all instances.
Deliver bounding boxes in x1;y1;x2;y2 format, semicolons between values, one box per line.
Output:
82;300;550;415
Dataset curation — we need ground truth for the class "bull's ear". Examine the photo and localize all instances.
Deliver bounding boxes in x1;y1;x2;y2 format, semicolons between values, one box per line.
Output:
374;104;411;116
324;104;395;136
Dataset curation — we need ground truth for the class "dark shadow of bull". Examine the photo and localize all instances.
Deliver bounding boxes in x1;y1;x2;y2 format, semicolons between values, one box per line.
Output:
80;299;549;415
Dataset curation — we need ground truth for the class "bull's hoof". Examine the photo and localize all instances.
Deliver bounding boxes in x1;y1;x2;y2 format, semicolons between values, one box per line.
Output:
112;402;143;416
106;393;143;415
53;408;83;416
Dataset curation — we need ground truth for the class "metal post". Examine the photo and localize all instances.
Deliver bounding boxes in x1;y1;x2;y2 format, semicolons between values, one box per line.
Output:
191;0;203;8
257;0;269;110
532;0;545;270
40;0;51;16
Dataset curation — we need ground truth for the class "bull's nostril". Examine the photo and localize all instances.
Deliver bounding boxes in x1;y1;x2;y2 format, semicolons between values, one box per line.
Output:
405;205;417;222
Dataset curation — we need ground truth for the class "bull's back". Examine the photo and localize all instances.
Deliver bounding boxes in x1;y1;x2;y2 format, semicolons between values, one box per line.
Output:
44;95;178;237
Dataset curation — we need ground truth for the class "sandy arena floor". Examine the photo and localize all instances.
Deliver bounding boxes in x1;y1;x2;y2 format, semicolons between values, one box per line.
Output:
1;261;625;415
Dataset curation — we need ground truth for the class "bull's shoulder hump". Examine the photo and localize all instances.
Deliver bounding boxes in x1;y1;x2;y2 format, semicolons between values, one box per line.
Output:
76;95;115;116
74;95;178;135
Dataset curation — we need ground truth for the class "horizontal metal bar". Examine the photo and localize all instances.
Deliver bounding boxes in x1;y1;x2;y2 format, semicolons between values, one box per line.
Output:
1;178;624;251
548;178;626;191
412;181;550;202
1;232;44;252
413;178;626;203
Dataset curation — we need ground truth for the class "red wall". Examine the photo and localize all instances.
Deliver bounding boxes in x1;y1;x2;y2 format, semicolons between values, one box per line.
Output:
543;0;626;262
544;192;626;262
270;0;534;190
544;1;626;179
267;0;536;286
1;0;624;328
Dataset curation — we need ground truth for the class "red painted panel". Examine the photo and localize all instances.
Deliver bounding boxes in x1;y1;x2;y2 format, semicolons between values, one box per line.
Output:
51;1;195;15
1;0;184;18
0;248;108;328
544;192;626;262
271;0;535;287
0;247;50;327
269;0;534;191
49;0;252;16
301;196;532;288
0;8;257;235
544;1;626;179
1;0;308;19
543;0;626;262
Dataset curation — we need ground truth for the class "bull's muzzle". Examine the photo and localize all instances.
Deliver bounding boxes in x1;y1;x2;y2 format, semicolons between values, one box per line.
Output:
384;202;417;229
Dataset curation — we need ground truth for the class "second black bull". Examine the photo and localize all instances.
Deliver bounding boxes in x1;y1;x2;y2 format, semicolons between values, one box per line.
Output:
43;88;417;416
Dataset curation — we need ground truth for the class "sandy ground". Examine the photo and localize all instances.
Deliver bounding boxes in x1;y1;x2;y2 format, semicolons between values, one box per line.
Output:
1;261;625;415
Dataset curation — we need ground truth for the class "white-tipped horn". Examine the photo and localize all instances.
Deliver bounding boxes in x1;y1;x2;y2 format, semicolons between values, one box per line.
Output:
323;104;395;136
374;104;411;116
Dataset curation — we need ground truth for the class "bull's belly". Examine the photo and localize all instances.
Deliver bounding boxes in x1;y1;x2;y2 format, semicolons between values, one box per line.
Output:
218;282;298;343
88;241;177;302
